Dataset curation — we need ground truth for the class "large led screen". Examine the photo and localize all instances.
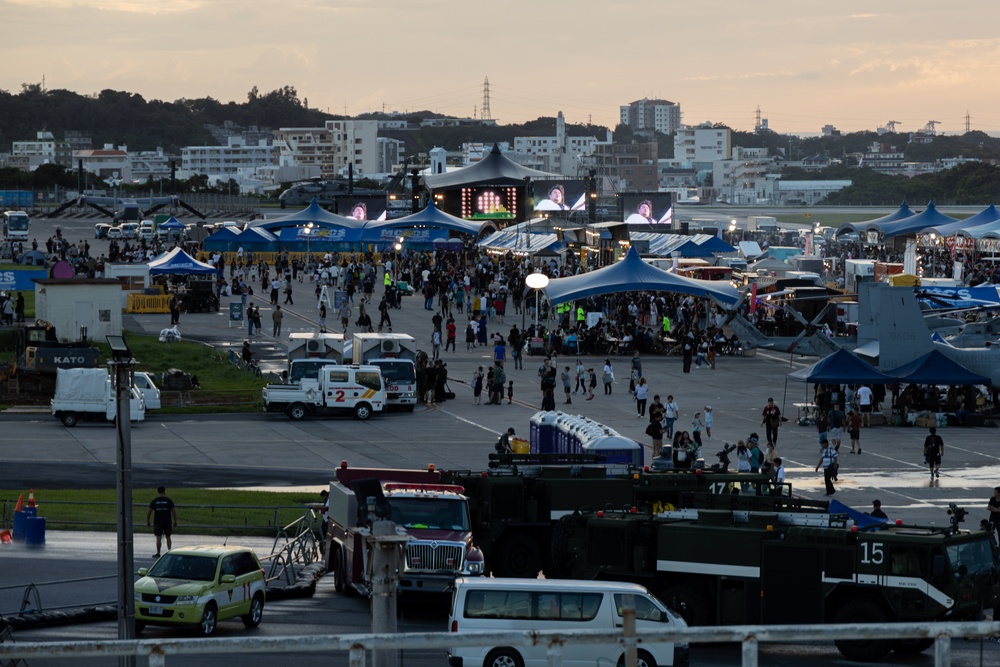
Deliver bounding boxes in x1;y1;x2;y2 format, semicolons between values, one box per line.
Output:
532;180;587;213
336;195;389;221
621;193;673;225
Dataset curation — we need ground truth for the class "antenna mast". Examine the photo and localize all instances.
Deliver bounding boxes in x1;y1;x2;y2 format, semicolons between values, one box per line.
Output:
482;77;492;121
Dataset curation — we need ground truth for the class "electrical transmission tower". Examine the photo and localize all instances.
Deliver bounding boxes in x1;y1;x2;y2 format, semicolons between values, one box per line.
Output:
481;77;492;120
966;111;971;133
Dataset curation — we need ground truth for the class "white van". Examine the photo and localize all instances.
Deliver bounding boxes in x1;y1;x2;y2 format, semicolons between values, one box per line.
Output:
139;220;155;240
133;372;161;410
448;578;688;667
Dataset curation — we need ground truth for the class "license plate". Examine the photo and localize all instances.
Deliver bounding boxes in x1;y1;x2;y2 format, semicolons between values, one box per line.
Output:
148;606;163;615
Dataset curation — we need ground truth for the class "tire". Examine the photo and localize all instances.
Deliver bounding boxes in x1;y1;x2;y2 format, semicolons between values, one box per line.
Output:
333;548;346;594
546;514;580;578
618;649;656;667
287;403;307;420
494;533;542;578
484;648;523;667
661;585;711;627
197;603;218;636
894;638;934;654
833;598;894;662
405;405;415;413
60;413;78;427
353;402;372;421
242;593;264;628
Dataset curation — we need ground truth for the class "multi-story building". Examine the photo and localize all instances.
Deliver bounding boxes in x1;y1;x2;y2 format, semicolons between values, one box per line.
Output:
10;131;72;170
859;142;905;174
587;140;658;194
511;111;603;177
714;146;776;204
75;145;132;181
273;119;380;179
673;123;730;167
130;148;174;183
180;136;274;179
619;98;681;136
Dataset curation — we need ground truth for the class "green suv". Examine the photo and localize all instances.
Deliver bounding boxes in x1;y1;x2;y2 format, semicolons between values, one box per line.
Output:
135;545;266;635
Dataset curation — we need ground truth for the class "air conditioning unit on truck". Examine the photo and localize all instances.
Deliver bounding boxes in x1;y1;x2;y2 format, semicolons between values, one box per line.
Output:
439;460;827;578
325;463;485;597
352;333;418;410
550;504;1000;662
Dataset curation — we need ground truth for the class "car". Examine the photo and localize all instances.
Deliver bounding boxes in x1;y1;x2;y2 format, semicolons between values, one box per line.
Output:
120;222;139;238
94;223;111;239
106;226;123;240
134;545;266;636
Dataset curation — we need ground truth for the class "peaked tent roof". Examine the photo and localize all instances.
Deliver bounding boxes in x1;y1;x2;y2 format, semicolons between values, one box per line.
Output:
148;247;217;275
954;205;1000;239
888;350;990;385
697;235;737;253
203;227;240;244
233;227;278;246
882;201;958;239
543;246;739;306
838;202;914;235
922;204;1000;237
362;200;487;236
423;144;557;189
788;348;894;383
159;216;185;230
251;199;364;232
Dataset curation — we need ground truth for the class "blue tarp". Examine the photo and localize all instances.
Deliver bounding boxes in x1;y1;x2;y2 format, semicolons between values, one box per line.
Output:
148;248;217;275
888;350;990;385
543;247;740;306
232;227;278;248
787;348;895;383
697;235;737;253
828;499;887;530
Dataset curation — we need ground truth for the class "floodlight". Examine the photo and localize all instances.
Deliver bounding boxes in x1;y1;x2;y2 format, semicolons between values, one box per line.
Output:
106;335;132;361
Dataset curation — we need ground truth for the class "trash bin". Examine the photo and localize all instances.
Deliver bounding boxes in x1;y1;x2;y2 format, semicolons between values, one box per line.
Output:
12;506;36;541
511;437;529;455
25;516;46;545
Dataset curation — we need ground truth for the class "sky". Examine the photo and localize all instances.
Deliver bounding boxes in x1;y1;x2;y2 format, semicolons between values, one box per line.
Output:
5;1;1000;136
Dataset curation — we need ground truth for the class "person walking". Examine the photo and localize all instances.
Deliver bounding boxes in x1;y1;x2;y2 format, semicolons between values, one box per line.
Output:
574;359;586;394
681;334;694;373
272;305;284;337
828;403;845;450
602;359;614;395
815;438;838;496
856;383;874;426
446;318;457;352
923;426;944;477
338;300;351;333
378;296;392;331
847;408;863;454
283;280;294;305
586;368;597;401
635;378;649;418
431;327;442;361
663;395;679;439
761;397;782;445
561;366;573;405
146;486;178;558
472;367;484;405
318;301;327;333
704;405;714;438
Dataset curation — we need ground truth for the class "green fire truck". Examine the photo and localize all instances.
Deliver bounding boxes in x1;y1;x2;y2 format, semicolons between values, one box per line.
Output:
549;504;1000;662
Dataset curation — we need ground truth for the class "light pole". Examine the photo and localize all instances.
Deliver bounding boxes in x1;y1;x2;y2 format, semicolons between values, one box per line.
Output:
305;222;314;263
394;241;402;282
525;271;550;334
928;233;937;277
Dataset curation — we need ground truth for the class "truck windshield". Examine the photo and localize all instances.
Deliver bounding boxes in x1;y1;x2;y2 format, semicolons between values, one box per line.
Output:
373;361;415;384
388;498;469;531
946;538;997;578
289;361;337;383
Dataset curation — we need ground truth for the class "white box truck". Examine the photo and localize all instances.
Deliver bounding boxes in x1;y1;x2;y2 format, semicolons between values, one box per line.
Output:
352;333;418;410
844;259;877;294
287;332;346;363
51;368;145;427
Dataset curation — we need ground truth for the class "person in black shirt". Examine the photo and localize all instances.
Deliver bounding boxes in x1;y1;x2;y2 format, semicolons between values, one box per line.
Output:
987;487;1000;537
146;486;178;559
869;499;888;520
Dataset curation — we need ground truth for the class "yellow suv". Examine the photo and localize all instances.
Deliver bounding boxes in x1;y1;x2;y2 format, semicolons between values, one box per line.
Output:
135;545;266;635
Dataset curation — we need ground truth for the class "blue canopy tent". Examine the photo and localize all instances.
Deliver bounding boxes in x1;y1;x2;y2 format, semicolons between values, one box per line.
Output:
148;247;217;276
922;204;1000;238
673;240;714;257
202;227;240;252
250;199;364;234
363;200;487;237
279;225;364;252
881;202;958;239
888;350;990;385
787;349;894;384
159;216;186;232
837;202;915;236
954;205;1000;239
697;235;737;253
232;227;278;249
542;247;740;306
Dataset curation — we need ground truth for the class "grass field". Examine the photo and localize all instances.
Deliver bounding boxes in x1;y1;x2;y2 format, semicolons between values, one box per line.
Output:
7;488;325;536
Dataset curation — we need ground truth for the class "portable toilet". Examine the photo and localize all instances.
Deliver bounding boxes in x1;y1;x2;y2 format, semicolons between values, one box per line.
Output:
583;432;643;471
574;420;604;457
555;413;574;454
531;411;560;454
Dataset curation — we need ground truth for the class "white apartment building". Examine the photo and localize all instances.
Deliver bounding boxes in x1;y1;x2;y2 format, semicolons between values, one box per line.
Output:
75;145;132;181
619;98;682;136
673;124;731;166
180;136;274;178
511;112;601;176
12;131;60;170
131;148;173;183
273;119;380;180
714;147;776;205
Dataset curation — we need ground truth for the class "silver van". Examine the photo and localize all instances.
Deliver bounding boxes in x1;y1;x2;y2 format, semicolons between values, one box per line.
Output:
448;578;688;667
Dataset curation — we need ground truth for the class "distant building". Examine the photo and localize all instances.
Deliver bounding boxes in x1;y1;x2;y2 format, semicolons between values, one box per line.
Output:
130;148;174;183
273;119;380;179
418;117;498;128
10;131;75;170
511;111;602;176
821;124;841;137
673;123;730;167
587;140;658;193
75;145;132;181
619;98;681;136
859;142;905;174
180;136;274;179
714;147;776;204
763;179;852;205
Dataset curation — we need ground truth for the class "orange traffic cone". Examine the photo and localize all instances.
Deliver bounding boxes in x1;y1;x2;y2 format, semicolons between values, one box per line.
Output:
13;493;23;512
0;529;11;544
27;489;35;508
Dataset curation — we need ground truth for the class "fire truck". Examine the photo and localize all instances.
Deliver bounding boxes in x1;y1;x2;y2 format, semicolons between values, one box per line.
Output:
550;503;1000;662
325;462;485;596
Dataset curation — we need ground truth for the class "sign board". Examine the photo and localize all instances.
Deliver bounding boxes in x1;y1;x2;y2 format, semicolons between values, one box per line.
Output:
586;312;602;328
229;302;243;321
0;269;47;290
333;290;349;309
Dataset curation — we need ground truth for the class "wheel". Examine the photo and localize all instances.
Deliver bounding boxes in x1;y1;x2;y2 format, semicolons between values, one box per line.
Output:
894;638;934;654
494;533;542;578
242;593;264;628
197;603;218;636
546;514;581;578
287;403;307;420
333;548;346;594
353;402;372;420
134;621;145;633
833;598;894;662
618;650;656;667
661;585;710;627
60;413;78;428
484;648;523;667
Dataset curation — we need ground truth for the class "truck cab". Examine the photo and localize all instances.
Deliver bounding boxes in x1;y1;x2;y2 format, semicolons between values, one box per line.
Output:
263;364;385;420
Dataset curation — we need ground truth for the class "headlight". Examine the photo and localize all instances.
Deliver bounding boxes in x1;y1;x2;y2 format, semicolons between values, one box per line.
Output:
466;562;483;574
176;595;199;604
134;591;141;600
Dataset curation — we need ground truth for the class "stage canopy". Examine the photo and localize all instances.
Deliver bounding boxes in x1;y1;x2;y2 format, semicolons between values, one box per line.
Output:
881;201;958;239
954;205;1000;239
148;247;217;276
363;200;486;236
251;199;363;233
424;144;556;189
542;246;739;306
837;202;915;236
787;348;894;384
921;204;1000;237
888;350;990;385
232;227;278;247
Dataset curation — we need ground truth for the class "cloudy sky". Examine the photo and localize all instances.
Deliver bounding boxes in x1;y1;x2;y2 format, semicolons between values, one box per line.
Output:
5;0;1000;135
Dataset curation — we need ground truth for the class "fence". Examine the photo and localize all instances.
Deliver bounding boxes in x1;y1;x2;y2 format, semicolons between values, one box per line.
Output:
2;620;999;667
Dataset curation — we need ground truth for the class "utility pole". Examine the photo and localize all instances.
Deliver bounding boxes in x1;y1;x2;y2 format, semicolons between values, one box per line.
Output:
369;520;408;667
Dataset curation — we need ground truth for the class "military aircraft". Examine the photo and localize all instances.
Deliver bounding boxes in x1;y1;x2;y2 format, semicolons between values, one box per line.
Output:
866;284;1000;385
48;194;205;221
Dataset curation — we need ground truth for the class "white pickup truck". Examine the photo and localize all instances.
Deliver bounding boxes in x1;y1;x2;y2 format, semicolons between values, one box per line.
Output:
51;368;146;427
263;364;385;421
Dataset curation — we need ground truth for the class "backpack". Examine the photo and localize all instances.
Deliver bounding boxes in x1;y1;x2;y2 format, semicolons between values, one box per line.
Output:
496;368;507;385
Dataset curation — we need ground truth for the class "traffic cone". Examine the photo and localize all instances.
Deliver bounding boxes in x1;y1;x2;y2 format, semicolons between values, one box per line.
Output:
27;489;35;508
13;493;23;512
0;529;11;544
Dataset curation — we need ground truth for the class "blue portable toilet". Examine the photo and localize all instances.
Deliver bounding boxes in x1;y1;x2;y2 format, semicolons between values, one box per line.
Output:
532;411;560;454
583;432;643;470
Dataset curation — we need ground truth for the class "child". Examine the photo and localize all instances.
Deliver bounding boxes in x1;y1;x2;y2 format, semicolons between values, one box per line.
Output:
692;412;704;448
704;405;714;438
507;380;514;404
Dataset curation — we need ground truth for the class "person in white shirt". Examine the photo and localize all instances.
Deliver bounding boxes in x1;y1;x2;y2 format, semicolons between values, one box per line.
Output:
773;458;785;485
856;384;874;427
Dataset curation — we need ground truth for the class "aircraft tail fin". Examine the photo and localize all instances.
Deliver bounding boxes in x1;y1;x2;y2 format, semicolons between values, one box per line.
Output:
876;285;934;370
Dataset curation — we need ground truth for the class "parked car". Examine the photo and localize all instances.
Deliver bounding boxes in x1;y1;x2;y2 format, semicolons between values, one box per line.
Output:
94;223;111;239
134;545;266;636
120;222;139;238
106;226;123;240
